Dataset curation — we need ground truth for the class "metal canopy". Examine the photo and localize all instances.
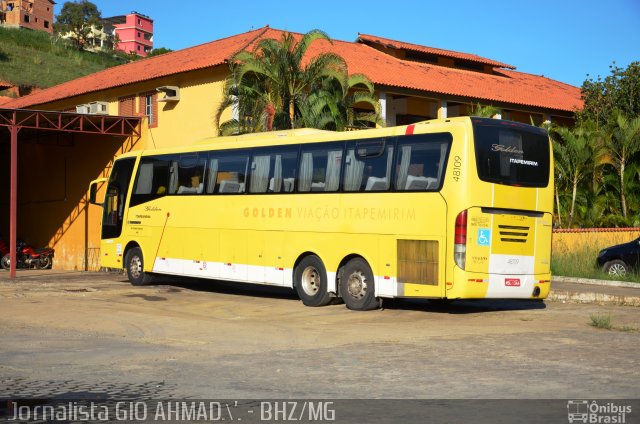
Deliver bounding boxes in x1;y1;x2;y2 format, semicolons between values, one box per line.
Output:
0;108;141;278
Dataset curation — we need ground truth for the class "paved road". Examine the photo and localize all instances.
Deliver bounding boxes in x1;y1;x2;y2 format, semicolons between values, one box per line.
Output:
0;271;638;405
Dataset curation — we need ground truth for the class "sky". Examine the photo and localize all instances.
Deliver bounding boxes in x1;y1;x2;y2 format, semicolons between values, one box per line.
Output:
55;0;639;88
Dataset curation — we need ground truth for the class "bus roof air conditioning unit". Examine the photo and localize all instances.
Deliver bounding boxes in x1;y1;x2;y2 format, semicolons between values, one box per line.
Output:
157;86;180;102
88;101;108;115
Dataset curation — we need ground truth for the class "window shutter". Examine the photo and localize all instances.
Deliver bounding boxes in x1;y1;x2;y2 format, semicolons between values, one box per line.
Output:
118;96;135;116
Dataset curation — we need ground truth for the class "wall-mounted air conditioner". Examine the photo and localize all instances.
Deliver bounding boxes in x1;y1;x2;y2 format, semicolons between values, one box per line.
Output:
156;86;180;102
88;101;109;114
76;104;90;114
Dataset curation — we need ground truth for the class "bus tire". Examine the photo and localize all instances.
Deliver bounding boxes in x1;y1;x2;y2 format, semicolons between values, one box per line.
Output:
339;258;380;311
294;255;332;307
125;247;153;286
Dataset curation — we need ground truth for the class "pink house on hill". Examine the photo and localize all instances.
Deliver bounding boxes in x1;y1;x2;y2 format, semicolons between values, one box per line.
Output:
104;11;153;57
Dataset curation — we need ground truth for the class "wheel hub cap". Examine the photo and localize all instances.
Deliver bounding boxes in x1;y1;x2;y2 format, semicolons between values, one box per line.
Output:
129;256;142;279
301;266;320;296
347;271;367;299
609;264;626;276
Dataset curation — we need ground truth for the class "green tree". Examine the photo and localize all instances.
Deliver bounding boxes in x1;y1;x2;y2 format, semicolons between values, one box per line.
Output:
147;47;173;57
215;77;272;135
600;113;640;219
552;125;600;228
297;73;381;131
55;0;102;51
578;62;640;128
469;103;499;118
216;30;352;133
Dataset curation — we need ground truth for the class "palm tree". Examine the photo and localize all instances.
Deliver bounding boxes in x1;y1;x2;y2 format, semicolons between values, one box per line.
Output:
216;29;350;133
600;113;640;218
297;73;382;131
469;103;499;118
553;125;599;227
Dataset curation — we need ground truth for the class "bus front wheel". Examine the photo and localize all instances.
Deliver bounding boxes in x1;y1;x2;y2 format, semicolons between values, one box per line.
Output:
339;258;380;311
294;255;332;307
125;247;152;286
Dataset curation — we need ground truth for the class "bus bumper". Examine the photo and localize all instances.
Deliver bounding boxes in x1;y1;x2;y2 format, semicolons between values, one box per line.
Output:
449;266;551;299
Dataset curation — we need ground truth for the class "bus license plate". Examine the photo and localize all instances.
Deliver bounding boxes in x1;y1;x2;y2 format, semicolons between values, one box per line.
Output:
505;278;521;287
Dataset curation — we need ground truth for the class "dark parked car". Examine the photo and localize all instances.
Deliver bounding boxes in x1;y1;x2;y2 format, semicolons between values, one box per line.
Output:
596;237;640;277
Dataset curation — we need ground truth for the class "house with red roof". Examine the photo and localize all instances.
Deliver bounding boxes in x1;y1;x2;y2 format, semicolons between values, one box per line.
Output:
0;26;582;270
4;26;581;145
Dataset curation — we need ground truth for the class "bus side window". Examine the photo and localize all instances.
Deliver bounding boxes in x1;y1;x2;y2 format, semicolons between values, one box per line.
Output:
394;135;450;191
130;155;171;207
176;153;206;194
210;150;250;194
344;139;393;192
298;142;343;192
250;146;298;193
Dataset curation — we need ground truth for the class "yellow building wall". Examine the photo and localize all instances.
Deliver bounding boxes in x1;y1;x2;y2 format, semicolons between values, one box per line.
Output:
14;66;230;270
40;66;230;149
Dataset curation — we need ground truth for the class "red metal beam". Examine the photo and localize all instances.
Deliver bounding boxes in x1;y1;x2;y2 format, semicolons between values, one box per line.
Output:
9;123;19;278
0;108;141;137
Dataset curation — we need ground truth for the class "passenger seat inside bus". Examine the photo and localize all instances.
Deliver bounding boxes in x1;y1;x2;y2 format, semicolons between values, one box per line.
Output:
219;180;241;193
365;176;389;191
405;175;437;190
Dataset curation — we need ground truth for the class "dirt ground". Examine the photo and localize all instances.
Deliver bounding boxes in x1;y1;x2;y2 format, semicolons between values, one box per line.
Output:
0;271;639;402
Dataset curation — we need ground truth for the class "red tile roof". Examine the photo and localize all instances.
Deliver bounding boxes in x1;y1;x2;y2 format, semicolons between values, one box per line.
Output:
4;26;582;113
0;80;13;90
289;29;582;112
0;96;14;105
357;33;516;70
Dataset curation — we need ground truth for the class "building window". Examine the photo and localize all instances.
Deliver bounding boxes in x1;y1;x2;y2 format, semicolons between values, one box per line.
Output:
139;92;158;128
145;94;153;122
24;14;30;23
44;20;49;28
137;45;141;51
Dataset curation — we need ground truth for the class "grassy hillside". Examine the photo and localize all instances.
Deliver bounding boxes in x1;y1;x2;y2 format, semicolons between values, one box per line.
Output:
0;26;125;91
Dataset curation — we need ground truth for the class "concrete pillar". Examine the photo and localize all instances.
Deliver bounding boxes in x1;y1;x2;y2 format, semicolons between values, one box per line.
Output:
379;92;396;127
438;100;447;119
378;92;387;127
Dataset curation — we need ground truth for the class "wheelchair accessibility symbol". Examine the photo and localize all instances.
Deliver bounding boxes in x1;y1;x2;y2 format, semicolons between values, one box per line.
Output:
477;229;491;246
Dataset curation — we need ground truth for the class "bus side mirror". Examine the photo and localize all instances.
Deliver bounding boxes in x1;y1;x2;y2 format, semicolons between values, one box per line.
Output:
88;178;107;206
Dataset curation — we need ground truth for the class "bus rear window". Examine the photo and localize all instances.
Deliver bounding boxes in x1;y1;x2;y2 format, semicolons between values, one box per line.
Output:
473;119;550;187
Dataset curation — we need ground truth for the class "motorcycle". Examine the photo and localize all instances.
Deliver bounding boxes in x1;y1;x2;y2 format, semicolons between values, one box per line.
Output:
0;239;54;270
0;235;8;257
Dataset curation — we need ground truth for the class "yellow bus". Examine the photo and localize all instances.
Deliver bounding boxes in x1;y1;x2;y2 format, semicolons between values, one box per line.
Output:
90;117;553;311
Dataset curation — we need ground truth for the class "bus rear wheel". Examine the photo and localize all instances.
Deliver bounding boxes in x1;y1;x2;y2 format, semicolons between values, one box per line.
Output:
125;247;153;286
294;255;332;307
339;258;380;311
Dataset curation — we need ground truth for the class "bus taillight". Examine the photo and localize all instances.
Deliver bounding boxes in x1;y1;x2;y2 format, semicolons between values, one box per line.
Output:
454;209;467;269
